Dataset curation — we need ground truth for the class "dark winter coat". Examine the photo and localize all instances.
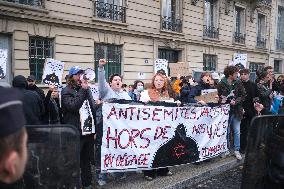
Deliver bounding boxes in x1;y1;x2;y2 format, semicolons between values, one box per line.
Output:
61;85;96;134
180;85;192;103
241;80;258;118
217;78;246;120
188;81;213;103
12;75;45;125
27;84;45;101
257;82;272;114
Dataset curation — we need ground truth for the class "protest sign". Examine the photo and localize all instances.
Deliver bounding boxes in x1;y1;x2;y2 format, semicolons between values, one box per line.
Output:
80;100;95;135
233;53;247;69
169;62;190;77
154;59;168;76
99;102;230;172
0;49;7;79
42;59;65;86
90;84;100;100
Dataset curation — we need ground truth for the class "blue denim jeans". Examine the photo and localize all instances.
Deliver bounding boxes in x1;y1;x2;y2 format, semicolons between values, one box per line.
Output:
228;114;241;151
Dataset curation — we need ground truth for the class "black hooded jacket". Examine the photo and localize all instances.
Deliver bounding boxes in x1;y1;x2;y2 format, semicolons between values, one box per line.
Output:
12;75;45;125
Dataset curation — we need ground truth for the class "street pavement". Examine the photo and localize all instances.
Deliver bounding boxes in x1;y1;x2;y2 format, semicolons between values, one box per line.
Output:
188;166;242;189
96;154;244;189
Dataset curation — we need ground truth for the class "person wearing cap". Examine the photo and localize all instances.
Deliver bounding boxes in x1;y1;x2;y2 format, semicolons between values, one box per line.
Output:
0;88;28;186
13;75;45;125
61;66;96;189
26;75;45;101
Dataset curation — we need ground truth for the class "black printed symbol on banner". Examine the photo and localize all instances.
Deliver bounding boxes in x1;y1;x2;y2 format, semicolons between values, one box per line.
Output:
48;61;63;72
43;73;59;85
83;115;92;132
0;66;5;79
152;124;200;168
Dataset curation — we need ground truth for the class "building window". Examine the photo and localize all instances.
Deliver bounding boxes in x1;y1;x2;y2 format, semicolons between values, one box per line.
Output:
29;37;53;81
94;44;122;82
94;0;126;23
274;60;282;73
2;0;43;7
234;6;246;44
256;13;266;48
158;49;179;63
276;6;284;51
203;0;219;39
203;54;217;71
249;62;264;72
161;0;182;32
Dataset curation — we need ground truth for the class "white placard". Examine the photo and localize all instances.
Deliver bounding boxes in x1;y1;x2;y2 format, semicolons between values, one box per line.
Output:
80;100;95;135
154;59;168;76
42;59;65;86
0;49;8;79
90;84;100;100
201;89;218;95
233;53;247;69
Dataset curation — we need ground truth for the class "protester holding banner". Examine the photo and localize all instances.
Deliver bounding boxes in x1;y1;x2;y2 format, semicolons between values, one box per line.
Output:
179;78;192;104
98;59;131;101
217;66;246;160
61;66;96;189
0;88;27;186
188;72;215;104
140;72;173;180
97;59;130;185
130;80;145;101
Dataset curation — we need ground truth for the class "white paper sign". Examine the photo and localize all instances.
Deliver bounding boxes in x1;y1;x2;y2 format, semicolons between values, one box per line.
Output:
154;59;168;76
90;84;100;100
233;53;247;69
100;103;230;172
0;49;8;79
201;89;218;95
80;100;95;135
42;59;65;86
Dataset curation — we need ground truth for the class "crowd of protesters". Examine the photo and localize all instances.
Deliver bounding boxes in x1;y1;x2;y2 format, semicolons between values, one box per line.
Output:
7;61;284;188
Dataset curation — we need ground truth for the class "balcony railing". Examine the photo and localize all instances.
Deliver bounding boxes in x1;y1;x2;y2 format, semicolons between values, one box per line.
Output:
257;0;272;6
234;32;246;44
203;25;219;39
276;39;284;51
161;16;182;33
94;1;126;23
256;36;266;48
1;0;43;7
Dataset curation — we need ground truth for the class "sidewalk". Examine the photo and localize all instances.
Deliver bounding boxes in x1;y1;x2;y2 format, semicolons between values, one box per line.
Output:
97;155;244;189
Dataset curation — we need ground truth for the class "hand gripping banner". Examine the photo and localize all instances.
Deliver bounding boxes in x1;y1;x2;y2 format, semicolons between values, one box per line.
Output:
97;101;230;173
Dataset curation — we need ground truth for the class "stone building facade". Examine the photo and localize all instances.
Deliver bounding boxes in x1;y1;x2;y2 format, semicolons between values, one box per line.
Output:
0;0;283;86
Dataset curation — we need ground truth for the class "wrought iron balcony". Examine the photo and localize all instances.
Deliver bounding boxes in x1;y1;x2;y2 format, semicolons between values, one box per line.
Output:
94;0;126;23
256;36;266;48
276;39;284;51
1;0;43;7
257;0;272;6
234;32;246;44
161;16;182;33
203;25;219;39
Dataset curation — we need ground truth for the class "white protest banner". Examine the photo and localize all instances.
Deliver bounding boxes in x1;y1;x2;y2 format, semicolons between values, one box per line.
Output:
154;59;168;76
233;53;247;69
42;59;65;86
80;100;95;135
0;49;7;79
201;89;218;95
90;84;100;100
100;103;230;172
